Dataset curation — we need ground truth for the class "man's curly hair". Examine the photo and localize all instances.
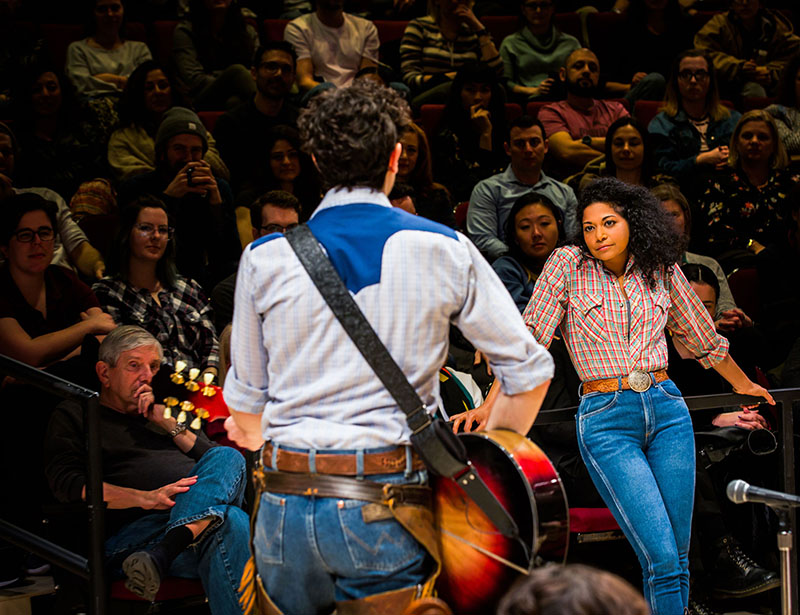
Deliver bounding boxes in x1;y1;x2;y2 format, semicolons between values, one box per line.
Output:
575;177;683;289
297;81;411;192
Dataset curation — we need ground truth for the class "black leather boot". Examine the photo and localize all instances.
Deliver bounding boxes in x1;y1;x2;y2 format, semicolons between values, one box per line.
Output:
709;535;780;598
688;593;722;615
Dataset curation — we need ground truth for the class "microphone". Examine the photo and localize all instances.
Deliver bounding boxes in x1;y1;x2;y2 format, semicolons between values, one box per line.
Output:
727;480;800;508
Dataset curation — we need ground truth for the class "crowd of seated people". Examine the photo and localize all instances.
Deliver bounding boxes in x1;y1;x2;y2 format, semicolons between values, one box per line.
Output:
1;0;800;612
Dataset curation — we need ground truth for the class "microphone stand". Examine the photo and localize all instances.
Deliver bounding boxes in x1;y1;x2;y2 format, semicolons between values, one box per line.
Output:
775;506;795;615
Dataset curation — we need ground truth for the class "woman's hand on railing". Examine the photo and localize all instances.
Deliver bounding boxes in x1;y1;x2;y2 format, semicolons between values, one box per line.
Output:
732;381;775;407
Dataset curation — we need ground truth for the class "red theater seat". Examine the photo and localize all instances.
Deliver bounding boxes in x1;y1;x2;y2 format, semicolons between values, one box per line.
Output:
152;20;179;64
264;19;289;42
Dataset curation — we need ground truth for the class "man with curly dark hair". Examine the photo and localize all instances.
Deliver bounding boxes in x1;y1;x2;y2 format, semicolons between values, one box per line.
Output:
223;80;554;614
453;177;773;615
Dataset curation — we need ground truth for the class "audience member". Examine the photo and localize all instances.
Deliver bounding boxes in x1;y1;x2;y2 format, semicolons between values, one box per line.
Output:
65;0;152;99
0;123;106;280
491;192;565;311
653;183;745;328
605;0;694;105
397;122;456;227
694;0;800;99
669;263;779;606
118;107;241;292
108;60;227;181
698;109;799;260
499;0;579;102
13;65;107;202
648;49;740;189
568;116;662;193
467;115;577;260
172;0;258;110
214;42;299;191
284;0;379;96
432;63;508;202
400;0;503;108
210;190;301;329
44;325;249;609
235;125;321;222
496;564;649;615
766;52;800;157
0;193;114;368
93;196;219;376
538;48;630;178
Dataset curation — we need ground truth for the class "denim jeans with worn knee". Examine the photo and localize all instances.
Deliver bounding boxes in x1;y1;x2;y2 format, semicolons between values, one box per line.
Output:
577;379;695;615
254;445;433;614
105;446;250;615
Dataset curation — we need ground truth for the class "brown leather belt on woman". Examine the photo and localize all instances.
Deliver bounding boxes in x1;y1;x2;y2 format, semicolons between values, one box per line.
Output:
261;442;425;476
582;369;669;395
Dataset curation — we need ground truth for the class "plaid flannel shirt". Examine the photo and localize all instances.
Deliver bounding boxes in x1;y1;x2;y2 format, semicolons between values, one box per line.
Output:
93;276;219;371
522;245;729;382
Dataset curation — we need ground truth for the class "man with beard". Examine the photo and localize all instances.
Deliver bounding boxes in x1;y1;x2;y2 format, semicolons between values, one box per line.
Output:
538;48;629;178
119;107;241;292
214;42;299;192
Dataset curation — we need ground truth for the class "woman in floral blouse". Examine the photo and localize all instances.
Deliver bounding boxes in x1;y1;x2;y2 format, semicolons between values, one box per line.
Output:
698;109;800;260
93;194;218;377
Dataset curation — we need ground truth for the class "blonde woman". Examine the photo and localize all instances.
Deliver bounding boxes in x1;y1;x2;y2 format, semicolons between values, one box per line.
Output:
698;109;800;257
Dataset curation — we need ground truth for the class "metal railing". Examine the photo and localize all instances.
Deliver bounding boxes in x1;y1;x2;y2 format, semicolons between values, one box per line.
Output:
0;354;106;615
535;388;799;614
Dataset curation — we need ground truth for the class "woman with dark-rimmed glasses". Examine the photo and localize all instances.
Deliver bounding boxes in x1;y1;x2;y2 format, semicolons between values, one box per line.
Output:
93;195;219;378
0;193;115;367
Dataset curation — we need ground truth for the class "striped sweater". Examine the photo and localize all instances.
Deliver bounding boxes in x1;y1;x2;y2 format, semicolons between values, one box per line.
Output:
399;15;503;91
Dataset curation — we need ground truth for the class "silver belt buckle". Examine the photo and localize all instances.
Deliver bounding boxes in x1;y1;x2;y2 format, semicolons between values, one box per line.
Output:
628;369;652;393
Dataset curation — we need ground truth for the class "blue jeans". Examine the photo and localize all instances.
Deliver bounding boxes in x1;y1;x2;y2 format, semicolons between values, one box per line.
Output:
105;446;251;615
254;445;432;614
577;379;695;615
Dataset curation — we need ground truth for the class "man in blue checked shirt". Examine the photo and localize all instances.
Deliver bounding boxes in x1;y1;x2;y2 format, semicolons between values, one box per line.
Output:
224;80;554;615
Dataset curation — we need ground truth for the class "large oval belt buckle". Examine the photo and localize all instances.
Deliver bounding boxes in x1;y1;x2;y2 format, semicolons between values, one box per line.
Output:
628;369;652;393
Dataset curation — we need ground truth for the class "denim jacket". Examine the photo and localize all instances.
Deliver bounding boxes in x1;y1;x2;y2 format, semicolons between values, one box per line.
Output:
648;109;741;179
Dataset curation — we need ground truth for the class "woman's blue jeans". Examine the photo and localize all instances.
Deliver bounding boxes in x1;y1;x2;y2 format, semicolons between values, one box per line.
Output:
577;379;695;615
253;445;432;614
105;446;250;615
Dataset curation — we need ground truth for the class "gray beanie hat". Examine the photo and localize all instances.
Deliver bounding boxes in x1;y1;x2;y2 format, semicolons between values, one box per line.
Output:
155;107;208;155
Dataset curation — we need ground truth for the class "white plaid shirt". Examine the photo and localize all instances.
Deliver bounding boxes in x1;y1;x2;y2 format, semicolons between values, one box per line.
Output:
224;187;553;449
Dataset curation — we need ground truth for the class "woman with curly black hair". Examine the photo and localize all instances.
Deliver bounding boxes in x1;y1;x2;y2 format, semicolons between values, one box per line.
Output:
452;177;772;615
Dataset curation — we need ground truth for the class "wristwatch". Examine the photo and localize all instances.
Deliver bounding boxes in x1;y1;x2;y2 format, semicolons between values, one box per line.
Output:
169;422;188;438
582;135;593;146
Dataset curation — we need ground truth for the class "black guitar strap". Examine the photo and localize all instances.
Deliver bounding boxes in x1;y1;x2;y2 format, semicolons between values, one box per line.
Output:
285;224;521;540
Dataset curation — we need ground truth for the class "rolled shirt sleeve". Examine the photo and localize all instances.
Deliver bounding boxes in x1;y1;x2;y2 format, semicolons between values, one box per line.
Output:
667;266;729;368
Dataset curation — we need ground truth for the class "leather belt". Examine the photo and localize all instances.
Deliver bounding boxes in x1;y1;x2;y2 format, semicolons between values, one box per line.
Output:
582;369;669;394
261;470;432;508
261;443;425;476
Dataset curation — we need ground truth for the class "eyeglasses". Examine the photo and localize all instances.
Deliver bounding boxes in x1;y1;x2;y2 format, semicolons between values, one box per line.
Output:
677;69;710;82
259;61;294;75
12;226;55;243
523;1;553;10
134;223;174;238
261;223;298;235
